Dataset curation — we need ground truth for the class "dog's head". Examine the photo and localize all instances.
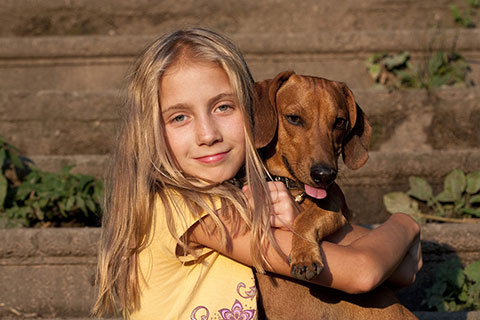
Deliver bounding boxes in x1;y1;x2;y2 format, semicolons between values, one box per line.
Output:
253;71;371;199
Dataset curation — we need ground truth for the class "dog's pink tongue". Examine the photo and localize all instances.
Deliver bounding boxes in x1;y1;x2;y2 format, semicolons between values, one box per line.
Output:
305;185;327;199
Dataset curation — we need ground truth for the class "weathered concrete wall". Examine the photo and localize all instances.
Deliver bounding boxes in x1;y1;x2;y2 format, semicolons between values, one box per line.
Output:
1;0;477;37
21;149;480;224
0;1;479;318
3;87;479;224
0;229;99;318
1;29;479;91
0;225;479;318
2;87;479;156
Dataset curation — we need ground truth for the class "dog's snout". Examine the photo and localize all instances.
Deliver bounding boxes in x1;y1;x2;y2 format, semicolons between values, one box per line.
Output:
310;165;337;186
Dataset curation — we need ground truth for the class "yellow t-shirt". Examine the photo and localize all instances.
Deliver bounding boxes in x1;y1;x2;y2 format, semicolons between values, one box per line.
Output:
130;192;258;320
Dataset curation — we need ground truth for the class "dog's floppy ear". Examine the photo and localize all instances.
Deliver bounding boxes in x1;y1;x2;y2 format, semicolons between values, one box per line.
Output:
253;71;295;148
341;85;372;170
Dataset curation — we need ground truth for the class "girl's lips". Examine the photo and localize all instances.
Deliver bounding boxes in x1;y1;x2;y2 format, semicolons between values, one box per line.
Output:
195;151;229;164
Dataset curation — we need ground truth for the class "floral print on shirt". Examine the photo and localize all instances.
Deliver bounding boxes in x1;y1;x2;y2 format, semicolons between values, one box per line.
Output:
190;281;257;320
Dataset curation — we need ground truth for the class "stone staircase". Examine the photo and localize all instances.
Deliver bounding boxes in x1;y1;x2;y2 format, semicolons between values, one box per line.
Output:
1;0;480;317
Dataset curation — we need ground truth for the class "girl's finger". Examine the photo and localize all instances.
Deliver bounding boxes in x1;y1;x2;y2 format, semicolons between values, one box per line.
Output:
267;181;290;203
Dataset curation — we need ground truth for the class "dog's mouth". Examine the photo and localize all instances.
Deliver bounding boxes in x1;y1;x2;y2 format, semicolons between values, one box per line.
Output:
304;185;327;199
281;155;331;200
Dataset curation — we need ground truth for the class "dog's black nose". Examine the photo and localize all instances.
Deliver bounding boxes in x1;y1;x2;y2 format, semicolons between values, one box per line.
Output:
310;165;337;186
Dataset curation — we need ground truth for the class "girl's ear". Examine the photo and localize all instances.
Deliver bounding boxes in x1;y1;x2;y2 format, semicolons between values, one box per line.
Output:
253;71;295;149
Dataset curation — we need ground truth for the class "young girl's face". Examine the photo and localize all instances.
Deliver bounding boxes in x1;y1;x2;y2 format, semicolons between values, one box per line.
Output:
160;59;246;183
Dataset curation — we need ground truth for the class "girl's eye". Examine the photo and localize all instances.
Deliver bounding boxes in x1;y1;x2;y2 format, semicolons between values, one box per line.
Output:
216;104;231;112
285;114;303;126
172;114;186;123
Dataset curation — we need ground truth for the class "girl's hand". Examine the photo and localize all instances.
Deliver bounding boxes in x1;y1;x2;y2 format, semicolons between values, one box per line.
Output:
242;181;301;230
388;225;423;289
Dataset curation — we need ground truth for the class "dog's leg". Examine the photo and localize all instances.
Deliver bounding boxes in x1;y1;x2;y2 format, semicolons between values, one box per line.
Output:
290;202;347;280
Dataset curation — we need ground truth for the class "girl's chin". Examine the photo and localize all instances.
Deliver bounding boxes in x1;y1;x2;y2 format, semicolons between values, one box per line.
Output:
198;173;236;185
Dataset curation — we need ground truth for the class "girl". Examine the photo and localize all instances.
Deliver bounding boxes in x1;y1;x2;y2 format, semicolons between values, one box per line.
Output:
94;28;422;319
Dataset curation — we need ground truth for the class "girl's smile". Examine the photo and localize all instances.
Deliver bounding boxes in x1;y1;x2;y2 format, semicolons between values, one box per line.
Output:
160;59;246;183
195;151;230;164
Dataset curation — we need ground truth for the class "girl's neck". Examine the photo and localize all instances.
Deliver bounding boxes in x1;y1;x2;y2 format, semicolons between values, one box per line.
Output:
225;166;247;188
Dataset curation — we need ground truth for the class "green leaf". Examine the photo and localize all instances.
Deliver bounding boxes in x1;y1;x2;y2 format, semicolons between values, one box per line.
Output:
61;165;74;176
407;176;433;201
383;52;410;70
429;52;445;75
94;182;104;205
458;290;469;302
34;207;44;220
470;194;480;204
383;192;420;214
86;199;96;213
436;190;455;202
465;260;480;283
0;148;6;168
448;300;459;311
65;196;75;211
7;151;25;169
440;169;466;202
397;70;420;88
430;74;451;88
461;207;480;217
76;175;89;190
368;64;382;79
450;4;461;20
0;174;7;209
466;171;480;194
428;281;447;296
38;198;49;208
436;258;463;279
454;197;466;211
76;195;87;214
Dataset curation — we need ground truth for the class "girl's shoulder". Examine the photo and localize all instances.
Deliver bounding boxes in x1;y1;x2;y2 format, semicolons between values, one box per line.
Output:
153;188;223;233
155;188;223;212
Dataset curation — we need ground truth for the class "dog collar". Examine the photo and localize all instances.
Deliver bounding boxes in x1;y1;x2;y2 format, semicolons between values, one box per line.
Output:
270;176;306;204
270;175;300;189
225;177;247;188
226;175;306;204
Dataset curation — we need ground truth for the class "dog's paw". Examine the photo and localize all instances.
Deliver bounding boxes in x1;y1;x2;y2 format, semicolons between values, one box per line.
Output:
289;250;324;281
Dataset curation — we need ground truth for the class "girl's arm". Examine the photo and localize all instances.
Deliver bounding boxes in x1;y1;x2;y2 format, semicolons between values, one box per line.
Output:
324;223;423;289
187;184;421;294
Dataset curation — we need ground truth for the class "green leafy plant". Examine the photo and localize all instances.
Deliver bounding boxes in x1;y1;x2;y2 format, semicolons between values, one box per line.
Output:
450;0;479;28
0;137;103;228
366;51;472;90
384;169;480;222
424;258;480;311
365;51;412;89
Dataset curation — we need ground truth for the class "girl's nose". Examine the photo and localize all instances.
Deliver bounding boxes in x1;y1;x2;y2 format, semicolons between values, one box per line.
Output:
196;117;221;146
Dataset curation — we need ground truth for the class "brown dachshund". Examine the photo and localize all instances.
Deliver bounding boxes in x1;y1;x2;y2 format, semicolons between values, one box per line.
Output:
253;71;417;319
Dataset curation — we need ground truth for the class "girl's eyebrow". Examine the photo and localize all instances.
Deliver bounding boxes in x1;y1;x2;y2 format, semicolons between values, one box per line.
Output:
161;92;235;114
208;92;235;106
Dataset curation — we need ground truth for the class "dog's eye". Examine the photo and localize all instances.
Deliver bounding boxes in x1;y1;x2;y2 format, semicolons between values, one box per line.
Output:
334;117;347;129
285;114;303;126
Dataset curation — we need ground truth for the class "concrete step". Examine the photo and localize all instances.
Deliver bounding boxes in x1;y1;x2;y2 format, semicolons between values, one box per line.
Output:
1;225;479;318
0;90;121;155
0;0;476;37
339;149;480;223
0;29;479;91
1;87;478;156
25;149;480;224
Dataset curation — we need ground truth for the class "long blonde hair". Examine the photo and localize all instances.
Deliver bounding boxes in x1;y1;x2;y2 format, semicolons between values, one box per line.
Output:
94;28;275;317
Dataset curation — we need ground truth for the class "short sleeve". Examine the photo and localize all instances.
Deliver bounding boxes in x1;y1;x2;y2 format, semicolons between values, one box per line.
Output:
153;191;222;263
